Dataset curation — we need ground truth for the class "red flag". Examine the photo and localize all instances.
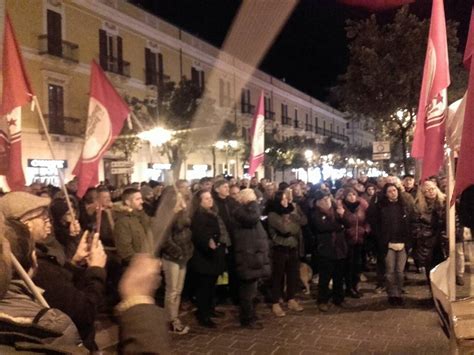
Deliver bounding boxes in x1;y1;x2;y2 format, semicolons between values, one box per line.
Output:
338;0;414;11
0;14;33;191
73;61;130;198
411;0;450;181
248;92;265;177
452;7;474;203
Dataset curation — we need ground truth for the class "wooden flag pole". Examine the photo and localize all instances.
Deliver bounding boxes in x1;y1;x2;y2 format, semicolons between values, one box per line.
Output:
446;148;456;301
31;96;76;220
10;252;49;308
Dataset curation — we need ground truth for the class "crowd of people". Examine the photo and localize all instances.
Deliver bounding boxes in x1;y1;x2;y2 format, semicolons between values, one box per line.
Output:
0;172;473;353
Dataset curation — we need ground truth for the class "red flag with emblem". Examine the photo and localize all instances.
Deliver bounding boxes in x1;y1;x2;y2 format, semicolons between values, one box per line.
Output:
73;61;130;198
411;0;450;181
248;92;265;178
452;6;474;204
0;14;33;191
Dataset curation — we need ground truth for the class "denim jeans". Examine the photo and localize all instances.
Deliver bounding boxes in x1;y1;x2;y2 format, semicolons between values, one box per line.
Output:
385;248;407;297
162;259;187;322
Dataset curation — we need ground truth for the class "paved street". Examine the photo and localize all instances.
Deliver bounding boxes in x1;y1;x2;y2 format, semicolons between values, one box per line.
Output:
170;270;450;355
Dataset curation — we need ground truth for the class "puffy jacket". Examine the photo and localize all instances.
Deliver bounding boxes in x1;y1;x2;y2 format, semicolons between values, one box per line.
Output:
341;200;369;245
233;201;271;280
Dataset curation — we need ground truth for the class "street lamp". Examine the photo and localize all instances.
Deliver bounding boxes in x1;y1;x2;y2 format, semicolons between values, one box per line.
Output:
137;127;172;147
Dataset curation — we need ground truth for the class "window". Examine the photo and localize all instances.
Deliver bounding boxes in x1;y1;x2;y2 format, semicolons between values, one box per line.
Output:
47;10;62;57
343;128;345;135
281;104;290;125
330;123;333;132
241;89;252;113
191;67;205;94
264;96;273;119
294;109;299;128
48;84;64;134
99;29;129;76
336;126;339;134
323;121;326;131
220;79;232;107
145;49;164;86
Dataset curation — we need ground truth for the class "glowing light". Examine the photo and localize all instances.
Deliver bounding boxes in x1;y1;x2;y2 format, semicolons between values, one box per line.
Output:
137;127;172;147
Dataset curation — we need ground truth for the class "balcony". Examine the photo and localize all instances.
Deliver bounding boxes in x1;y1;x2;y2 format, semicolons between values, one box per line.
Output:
102;56;130;77
281;116;292;126
315;126;349;142
144;69;170;86
265;110;275;120
45;115;84;137
241;103;255;115
38;35;79;63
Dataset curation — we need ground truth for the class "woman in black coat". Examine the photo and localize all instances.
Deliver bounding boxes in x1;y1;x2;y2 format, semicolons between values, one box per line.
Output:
189;190;226;328
233;189;270;329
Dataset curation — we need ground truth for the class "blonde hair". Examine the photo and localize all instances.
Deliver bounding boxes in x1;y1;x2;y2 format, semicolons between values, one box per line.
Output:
415;180;446;212
239;188;257;204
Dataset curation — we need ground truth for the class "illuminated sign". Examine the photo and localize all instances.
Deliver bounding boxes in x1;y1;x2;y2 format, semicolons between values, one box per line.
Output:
27;159;68;169
148;163;171;170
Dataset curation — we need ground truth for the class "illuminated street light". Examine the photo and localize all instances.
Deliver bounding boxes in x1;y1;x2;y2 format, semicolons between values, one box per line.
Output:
304;149;314;161
214;140;240;175
137;127;172;147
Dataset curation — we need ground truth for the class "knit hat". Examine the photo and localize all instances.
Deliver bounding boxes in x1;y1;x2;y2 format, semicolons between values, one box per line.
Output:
314;190;330;202
0;192;50;221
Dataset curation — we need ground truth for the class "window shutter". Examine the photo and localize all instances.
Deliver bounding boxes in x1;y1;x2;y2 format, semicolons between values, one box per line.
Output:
145;48;154;85
158;53;164;85
200;71;205;93
219;79;224;107
117;36;123;74
99;29;107;70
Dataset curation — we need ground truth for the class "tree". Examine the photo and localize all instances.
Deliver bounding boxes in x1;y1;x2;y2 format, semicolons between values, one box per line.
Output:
332;6;467;173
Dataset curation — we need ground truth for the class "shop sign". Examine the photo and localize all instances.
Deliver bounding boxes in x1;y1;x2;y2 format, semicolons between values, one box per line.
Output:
111;167;134;175
111;161;134;168
27;159;67;169
148;163;171;170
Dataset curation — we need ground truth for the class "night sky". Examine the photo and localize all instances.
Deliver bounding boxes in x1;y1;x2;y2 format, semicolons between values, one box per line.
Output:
129;0;471;103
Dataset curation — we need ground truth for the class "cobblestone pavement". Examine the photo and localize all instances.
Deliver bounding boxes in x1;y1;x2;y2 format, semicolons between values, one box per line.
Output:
171;271;450;355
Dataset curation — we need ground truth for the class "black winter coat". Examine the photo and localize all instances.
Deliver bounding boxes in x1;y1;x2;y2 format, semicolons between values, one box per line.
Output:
189;207;226;275
161;211;194;265
310;207;347;260
33;251;106;350
233;201;271;280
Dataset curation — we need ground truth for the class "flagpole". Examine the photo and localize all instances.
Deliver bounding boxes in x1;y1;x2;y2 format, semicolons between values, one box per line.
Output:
446;148;456;301
32;96;76;220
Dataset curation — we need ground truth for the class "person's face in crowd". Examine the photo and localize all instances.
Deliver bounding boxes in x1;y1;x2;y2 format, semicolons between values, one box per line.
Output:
403;177;415;190
98;191;112;208
215;183;230;199
176;181;190;198
126;192;144;211
386;186;398;202
316;196;332;211
358;175;368;184
280;193;289;208
265;184;275;197
228;177;237;185
241;179;249;188
260;178;269;185
173;193;187;213
335;188;344;200
66;180;78;193
366;186;375;196
250;177;258;188
354;183;365;193
291;184;302;198
439;177;447;193
29;183;42;195
377;177;386;189
345;192;358;204
423;182;437;200
386;176;398;185
200;181;213;192
229;186;240;200
348;179;358;187
200;191;213;210
23;209;52;242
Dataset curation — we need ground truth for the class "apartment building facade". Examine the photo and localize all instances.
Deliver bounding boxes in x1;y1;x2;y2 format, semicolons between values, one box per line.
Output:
1;0;359;186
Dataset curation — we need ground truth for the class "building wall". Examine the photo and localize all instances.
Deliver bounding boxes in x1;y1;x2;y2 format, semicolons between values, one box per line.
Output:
0;0;366;187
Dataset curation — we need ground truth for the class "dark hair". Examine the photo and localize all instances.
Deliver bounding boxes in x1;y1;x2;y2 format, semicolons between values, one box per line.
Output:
96;185;110;194
266;190;294;215
278;182;289;191
83;187;97;204
122;188;140;202
4;219;35;276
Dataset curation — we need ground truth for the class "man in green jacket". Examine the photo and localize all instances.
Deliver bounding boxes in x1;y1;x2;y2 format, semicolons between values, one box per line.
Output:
114;188;154;266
